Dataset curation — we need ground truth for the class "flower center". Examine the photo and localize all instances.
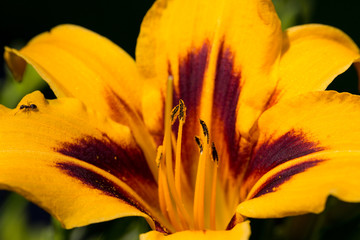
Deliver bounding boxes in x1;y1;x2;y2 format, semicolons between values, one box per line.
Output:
156;76;219;232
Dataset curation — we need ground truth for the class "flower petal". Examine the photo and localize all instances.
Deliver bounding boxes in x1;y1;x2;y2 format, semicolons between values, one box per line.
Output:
0;91;168;230
4;24;143;124
136;0;282;199
271;24;360;105
4;24;159;177
238;91;360;218
140;221;251;240
137;0;282;129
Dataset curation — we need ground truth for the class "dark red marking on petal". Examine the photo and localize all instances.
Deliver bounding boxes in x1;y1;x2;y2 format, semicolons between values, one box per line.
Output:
56;161;141;208
105;88;144;123
176;42;210;117
172;42;211;185
211;41;244;174
249;130;324;174
243;130;325;195
250;159;323;199
226;213;244;230
55;134;158;204
56;161;167;233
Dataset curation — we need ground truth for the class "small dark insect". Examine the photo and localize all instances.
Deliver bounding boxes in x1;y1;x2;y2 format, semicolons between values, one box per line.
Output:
19;104;37;110
15;103;38;115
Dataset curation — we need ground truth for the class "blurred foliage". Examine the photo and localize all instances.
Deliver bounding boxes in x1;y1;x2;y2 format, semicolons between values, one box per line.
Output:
273;0;314;29
0;0;360;239
250;197;360;240
0;65;47;108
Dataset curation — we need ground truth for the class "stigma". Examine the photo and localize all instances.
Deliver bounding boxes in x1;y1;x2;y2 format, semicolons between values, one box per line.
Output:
156;76;220;232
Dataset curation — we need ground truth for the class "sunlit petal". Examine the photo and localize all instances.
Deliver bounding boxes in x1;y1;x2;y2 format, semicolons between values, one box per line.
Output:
0;91;168;229
238;91;360;218
4;24;144;125
271;24;360;106
140;221;250;240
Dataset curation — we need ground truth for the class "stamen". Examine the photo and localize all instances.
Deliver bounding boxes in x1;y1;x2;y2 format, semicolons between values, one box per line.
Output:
174;99;192;229
193;146;206;230
160;76;221;231
199;119;209;144
179;99;186;121
171;105;179;124
160;75;182;230
159;165;183;230
210;142;219;230
194;136;203;153
211;142;219;164
160;76;191;230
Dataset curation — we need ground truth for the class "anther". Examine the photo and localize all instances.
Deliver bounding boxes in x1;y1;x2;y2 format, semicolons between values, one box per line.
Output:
179;99;186;121
171;105;179;124
199;120;209;144
194;136;203;153
211;142;219;164
156;145;164;167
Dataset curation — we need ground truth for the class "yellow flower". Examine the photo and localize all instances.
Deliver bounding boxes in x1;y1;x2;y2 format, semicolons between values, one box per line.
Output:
2;0;360;239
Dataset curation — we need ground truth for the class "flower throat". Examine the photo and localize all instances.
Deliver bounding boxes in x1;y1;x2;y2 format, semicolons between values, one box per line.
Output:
156;76;220;232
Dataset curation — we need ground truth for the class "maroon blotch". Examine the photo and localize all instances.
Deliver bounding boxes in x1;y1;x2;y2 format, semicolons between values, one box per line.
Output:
56;162;139;207
55;134;158;203
173;43;210;185
247;130;324;176
251;159;323;198
212;40;243;174
177;42;210;117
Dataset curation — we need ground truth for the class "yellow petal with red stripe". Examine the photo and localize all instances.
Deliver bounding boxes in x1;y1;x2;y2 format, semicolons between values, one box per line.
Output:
136;0;282;207
137;0;282;136
4;24;143;124
140;221;250;240
272;24;360;105
0;91;169;230
238;91;360;218
4;24;158;177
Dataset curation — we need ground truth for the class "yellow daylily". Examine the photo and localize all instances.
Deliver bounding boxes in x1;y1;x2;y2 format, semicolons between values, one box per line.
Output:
2;0;360;239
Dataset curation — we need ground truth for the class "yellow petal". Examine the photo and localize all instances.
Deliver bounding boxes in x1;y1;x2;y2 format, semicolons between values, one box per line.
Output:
273;24;360;105
0;91;167;229
238;152;360;218
136;0;282;204
140;221;251;240
4;24;143;124
238;91;360;218
4;24;158;178
137;0;282;136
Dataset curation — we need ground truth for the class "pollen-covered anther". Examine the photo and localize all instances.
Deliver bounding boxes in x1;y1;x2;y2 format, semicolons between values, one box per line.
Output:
170;105;179;124
199;119;209;144
194;136;203;153
211;142;219;164
178;99;186;122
